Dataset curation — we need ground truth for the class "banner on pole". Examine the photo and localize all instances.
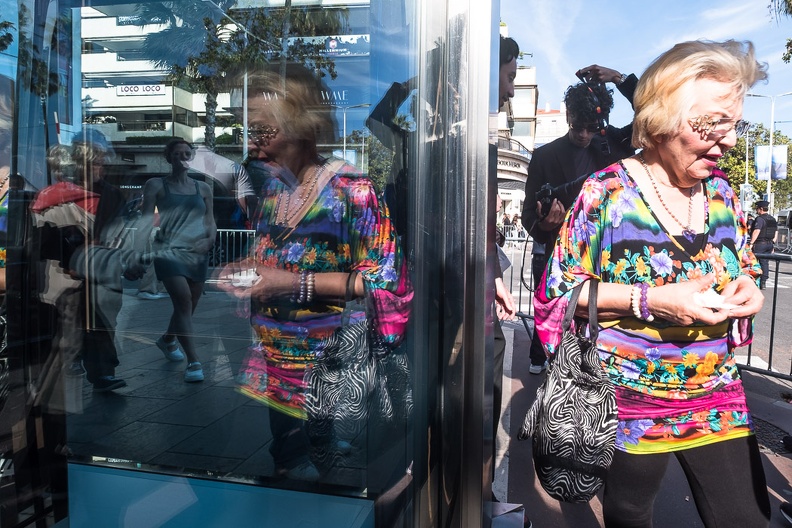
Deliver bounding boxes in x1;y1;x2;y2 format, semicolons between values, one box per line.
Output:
755;145;788;181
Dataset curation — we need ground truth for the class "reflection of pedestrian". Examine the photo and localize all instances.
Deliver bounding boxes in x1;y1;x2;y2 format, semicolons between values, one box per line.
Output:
0;81;13;292
136;225;168;300
137;210;170;301
749;200;777;289
141;139;216;382
35;131;131;392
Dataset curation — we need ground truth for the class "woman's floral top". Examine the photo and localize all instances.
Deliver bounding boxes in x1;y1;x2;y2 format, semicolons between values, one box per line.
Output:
534;162;761;454
239;157;412;419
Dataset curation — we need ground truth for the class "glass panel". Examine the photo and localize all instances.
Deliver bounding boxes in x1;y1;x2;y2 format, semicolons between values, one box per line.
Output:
0;0;495;524
66;0;416;496
0;0;440;523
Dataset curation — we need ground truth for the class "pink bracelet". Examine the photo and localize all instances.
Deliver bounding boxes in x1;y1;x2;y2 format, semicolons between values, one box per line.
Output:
638;283;655;322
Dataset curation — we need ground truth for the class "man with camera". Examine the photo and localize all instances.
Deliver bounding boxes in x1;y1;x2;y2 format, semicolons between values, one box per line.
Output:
522;65;638;374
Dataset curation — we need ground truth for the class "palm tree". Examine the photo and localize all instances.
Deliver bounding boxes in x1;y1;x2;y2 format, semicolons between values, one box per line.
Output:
769;0;792;62
770;0;792;18
137;2;348;150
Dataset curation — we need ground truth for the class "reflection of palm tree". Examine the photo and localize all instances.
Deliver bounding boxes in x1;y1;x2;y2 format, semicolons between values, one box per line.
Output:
0;21;13;53
392;113;415;132
138;2;348;150
138;0;238;150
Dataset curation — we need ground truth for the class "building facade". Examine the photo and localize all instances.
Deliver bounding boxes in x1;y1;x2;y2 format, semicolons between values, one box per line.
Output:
497;64;536;220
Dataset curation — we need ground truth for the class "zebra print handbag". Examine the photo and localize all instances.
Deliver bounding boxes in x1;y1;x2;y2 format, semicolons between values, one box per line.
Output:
305;302;412;439
517;280;617;503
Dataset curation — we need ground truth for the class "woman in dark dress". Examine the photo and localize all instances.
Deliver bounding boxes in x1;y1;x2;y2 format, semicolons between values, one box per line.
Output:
141;140;216;382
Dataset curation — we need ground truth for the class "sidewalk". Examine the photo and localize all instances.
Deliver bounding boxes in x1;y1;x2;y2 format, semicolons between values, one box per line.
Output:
495;319;792;528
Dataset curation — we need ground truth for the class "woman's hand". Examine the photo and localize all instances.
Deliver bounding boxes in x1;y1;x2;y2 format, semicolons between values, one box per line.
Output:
647;274;732;326
495;277;516;321
216;259;296;302
721;275;764;319
247;267;295;303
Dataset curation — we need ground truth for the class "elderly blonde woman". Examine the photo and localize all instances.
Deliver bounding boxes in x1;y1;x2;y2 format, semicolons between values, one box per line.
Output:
534;40;771;527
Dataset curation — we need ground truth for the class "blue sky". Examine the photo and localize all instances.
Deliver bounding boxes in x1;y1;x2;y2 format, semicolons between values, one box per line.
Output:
500;0;792;138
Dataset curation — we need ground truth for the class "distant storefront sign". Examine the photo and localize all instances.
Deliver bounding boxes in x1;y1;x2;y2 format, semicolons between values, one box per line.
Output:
116;85;166;96
289;35;370;57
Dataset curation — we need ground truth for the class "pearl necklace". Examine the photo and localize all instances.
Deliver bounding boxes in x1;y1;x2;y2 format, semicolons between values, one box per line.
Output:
275;164;325;226
639;154;697;243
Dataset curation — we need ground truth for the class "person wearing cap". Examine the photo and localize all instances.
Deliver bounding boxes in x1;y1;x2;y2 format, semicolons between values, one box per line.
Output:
33;129;135;392
748;200;777;289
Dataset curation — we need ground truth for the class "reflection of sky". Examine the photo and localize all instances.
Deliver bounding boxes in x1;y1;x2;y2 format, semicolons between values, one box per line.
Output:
503;0;792;138
323;2;414;136
0;0;17;79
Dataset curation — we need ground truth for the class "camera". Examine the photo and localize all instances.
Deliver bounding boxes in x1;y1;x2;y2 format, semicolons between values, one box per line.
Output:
536;173;590;218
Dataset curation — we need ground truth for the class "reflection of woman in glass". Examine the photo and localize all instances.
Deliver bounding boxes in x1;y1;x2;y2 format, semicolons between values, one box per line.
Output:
220;65;411;481
141;140;216;382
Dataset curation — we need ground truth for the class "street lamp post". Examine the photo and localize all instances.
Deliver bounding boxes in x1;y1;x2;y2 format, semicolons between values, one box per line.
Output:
747;91;792;213
329;103;371;161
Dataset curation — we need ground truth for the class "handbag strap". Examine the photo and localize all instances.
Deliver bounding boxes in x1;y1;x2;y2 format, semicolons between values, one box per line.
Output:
561;280;599;341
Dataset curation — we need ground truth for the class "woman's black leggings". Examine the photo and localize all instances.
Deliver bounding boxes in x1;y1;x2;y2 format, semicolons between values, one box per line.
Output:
602;435;771;528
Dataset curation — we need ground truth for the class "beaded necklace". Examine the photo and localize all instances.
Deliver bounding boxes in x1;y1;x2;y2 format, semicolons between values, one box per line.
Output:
275;163;325;226
639;154;698;243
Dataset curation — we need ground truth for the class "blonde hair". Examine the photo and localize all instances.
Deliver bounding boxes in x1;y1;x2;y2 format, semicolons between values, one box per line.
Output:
632;40;768;150
245;64;335;157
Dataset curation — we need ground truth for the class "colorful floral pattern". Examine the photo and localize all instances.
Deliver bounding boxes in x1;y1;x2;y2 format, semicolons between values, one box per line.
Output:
0;191;7;268
240;158;412;419
535;162;761;453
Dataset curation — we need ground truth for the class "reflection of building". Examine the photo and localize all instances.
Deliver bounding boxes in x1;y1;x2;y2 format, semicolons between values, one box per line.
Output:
78;2;373;220
497;65;537;217
535;102;568;147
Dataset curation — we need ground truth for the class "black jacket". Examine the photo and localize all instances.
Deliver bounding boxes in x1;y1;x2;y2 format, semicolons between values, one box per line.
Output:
522;74;638;246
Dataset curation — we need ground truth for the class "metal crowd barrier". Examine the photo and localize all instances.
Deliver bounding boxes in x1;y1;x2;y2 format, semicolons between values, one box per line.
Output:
742;252;792;381
210;229;256;268
501;241;792;381
500;236;535;338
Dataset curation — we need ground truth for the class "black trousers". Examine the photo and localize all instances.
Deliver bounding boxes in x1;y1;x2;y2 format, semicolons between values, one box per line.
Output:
753;241;774;287
82;283;121;384
602;435;771;528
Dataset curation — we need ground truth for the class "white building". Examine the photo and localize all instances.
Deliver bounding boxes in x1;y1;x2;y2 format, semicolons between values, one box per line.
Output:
497;65;536;219
534;101;567;148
